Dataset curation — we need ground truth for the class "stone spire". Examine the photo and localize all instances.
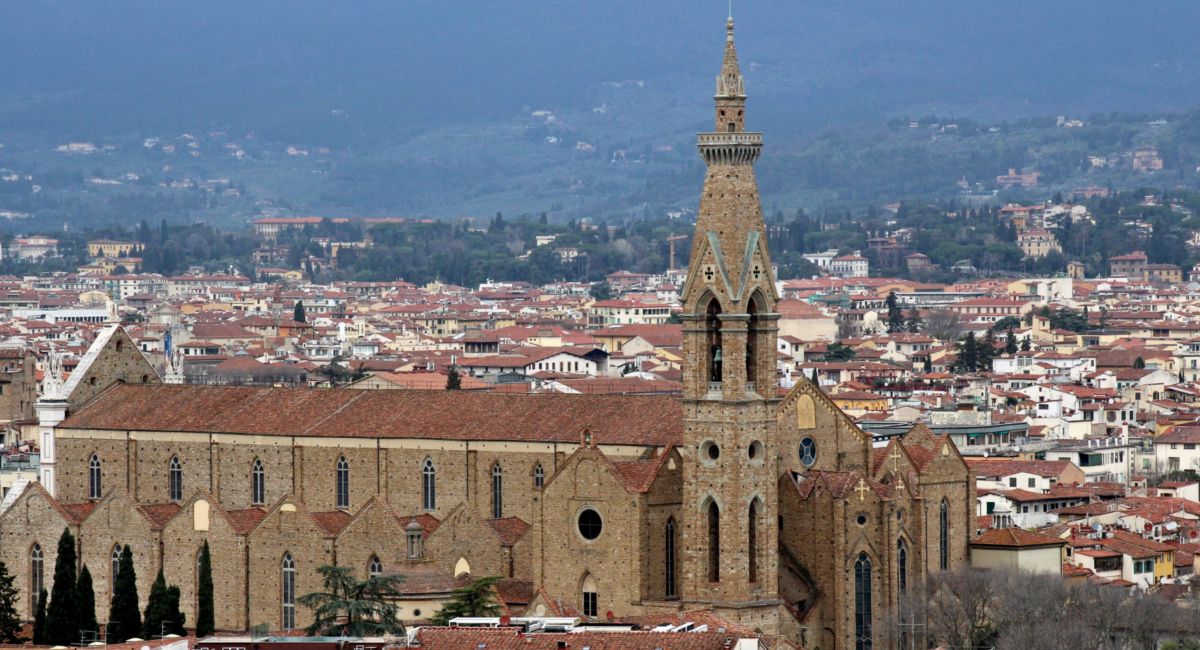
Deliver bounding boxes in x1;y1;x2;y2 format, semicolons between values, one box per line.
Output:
677;17;781;613
713;18;748;134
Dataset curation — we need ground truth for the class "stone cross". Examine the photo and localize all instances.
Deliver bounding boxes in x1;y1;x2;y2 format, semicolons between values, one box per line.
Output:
854;478;871;502
889;447;904;472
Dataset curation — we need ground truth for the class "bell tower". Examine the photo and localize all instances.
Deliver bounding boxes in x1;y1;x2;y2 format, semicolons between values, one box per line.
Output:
678;17;782;629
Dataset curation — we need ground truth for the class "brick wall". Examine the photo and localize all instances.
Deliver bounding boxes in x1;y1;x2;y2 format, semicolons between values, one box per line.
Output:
77;492;160;629
160;495;248;632
245;499;332;633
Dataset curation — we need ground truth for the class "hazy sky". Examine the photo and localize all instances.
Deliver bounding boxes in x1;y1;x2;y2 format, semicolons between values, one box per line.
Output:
1;1;1198;140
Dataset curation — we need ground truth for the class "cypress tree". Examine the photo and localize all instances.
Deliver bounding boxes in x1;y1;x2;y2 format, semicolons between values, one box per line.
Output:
141;567;169;640
77;565;98;642
445;366;462;390
164;586;185;636
293;301;306;324
45;527;79;646
32;588;47;645
196;541;215;637
0;562;21;643
109;546;140;642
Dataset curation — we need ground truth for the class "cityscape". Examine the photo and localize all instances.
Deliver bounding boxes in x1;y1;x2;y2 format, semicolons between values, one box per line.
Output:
3;3;1200;650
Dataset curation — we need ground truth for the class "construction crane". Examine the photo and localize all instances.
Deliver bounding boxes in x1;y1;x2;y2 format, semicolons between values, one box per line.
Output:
667;233;688;271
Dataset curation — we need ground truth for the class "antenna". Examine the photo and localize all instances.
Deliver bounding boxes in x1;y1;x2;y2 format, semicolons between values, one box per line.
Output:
728;0;732;19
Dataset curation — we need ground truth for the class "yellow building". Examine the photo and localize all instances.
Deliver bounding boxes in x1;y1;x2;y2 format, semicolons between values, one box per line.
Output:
1016;229;1061;258
829;389;889;413
87;239;145;258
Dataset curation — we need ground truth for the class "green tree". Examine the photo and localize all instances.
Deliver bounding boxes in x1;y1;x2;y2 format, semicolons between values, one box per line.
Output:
825;341;856;362
955;332;980;372
1004;328;1018;354
164;586;185;636
885;291;904;333
318;354;350;387
1021;336;1031;352
429;576;504;626
196;541;214;638
979;330;998;370
141;567;169;640
0;562;22;643
297;565;408;637
293;301;307;323
108;546;140;642
32;588;47;645
45;527;79;646
905;307;921;334
588;282;613;301
445;366;462;390
77;565;97;642
1134;356;1146;369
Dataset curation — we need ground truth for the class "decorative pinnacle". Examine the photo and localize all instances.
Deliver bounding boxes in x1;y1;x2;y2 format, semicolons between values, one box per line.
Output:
727;17;734;40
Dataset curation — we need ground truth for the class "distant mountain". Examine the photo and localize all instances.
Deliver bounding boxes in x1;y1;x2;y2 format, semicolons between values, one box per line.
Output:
2;0;1199;147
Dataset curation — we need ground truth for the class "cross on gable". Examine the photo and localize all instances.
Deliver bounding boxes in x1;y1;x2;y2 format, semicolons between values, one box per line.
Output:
704;266;715;281
889;447;904;472
753;264;761;280
854;478;871;502
896;477;905;493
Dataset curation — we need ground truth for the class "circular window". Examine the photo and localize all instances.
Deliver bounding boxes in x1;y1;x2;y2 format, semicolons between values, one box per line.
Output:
856;514;868;526
413;609;422;618
747;440;763;461
799;438;817;467
578;508;603;540
896;509;905;522
701;441;721;462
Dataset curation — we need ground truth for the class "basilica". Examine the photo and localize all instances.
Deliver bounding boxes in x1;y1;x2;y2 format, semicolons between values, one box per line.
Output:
0;19;973;650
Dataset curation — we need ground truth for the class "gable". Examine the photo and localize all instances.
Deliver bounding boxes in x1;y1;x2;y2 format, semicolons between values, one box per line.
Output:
65;326;160;408
776;378;871;474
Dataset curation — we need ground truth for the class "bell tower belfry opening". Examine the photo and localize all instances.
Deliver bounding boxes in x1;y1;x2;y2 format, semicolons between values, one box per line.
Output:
677;16;783;628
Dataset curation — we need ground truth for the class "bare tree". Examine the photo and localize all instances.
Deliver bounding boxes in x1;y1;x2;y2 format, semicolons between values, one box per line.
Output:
922;309;962;343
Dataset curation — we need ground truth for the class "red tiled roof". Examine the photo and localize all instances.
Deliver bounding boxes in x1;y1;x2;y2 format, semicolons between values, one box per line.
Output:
413;627;760;650
223;507;268;534
137;503;182;529
485;517;531;546
61;384;682;447
973;527;1065;548
310;510;352;537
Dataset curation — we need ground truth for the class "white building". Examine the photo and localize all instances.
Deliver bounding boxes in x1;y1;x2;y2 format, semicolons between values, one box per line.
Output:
830;254;869;278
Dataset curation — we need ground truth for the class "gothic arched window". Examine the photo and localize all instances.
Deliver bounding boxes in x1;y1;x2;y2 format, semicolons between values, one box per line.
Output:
748;501;759;583
252;459;265;505
281;553;296;630
369;555;383;579
939;499;950;570
707;500;720;583
705;299;723;383
854;553;873;650
89;454;102;499
30;543;43;614
581;573;598;618
336;457;350;509
897;539;908;594
665;517;677;599
422;459;436;511
492;464;503;519
111;544;123;589
534;463;544;488
168;456;183;501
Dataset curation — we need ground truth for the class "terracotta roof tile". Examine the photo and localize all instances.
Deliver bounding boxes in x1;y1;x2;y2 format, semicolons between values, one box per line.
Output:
62;384;682;447
485;517;531;546
972;527;1065;547
310;510;352;537
223;507;268;534
137;503;181;529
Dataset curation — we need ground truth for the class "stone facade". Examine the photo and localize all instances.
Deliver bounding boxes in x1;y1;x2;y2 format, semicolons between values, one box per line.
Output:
0;20;975;650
